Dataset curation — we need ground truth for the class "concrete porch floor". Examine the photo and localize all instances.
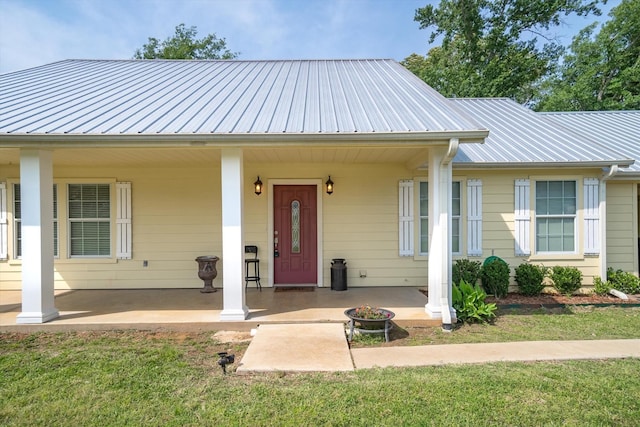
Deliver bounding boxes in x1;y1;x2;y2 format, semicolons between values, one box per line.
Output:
0;287;440;332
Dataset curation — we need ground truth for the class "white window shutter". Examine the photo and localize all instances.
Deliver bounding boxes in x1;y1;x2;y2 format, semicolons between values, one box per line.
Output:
467;179;482;256
0;183;7;260
583;178;600;255
514;179;531;256
116;182;132;259
399;180;414;256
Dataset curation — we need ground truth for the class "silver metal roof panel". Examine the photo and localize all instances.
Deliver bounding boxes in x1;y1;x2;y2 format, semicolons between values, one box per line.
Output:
1;59;485;139
450;98;634;168
542;110;640;175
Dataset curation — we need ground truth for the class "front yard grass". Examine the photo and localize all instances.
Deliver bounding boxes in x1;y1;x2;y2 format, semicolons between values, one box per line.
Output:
1;306;640;426
351;305;640;347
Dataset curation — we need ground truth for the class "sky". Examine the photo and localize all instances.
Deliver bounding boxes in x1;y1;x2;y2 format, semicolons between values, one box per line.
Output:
0;0;619;74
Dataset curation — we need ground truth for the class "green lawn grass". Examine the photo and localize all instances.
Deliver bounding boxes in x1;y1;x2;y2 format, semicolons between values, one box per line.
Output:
353;305;640;346
2;307;640;426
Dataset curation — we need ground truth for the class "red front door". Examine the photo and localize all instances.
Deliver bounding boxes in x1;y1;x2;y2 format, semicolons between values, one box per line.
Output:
273;185;317;285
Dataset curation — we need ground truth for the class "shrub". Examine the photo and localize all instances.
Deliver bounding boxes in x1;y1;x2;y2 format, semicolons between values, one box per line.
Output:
514;263;546;296
607;268;640;294
452;259;482;286
549;266;582;296
593;276;611;296
452;280;497;324
480;258;510;298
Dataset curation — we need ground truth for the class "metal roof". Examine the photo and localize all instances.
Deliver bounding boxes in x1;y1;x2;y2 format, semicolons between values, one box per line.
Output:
450;98;634;169
542;111;640;176
0;59;486;141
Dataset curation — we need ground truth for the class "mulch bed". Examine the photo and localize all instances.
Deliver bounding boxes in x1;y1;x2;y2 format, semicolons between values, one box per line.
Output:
485;292;640;307
419;288;640;306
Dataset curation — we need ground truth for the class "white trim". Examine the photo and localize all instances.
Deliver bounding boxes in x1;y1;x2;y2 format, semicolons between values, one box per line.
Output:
116;182;132;259
0;182;7;260
268;179;324;287
514;179;531;256
467;179;482;256
583;178;599;255
398;180;414;256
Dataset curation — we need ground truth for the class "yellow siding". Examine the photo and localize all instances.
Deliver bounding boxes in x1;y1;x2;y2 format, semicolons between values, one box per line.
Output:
607;182;638;273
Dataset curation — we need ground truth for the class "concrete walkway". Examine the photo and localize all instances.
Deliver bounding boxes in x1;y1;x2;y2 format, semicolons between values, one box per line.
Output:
237;323;354;373
350;339;640;369
235;324;640;373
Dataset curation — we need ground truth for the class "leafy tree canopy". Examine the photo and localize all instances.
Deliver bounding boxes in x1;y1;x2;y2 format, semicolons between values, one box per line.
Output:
403;0;603;105
536;0;640;111
134;24;238;60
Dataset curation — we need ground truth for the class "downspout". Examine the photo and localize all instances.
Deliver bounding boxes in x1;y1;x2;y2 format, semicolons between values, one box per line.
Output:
599;165;619;281
440;138;459;331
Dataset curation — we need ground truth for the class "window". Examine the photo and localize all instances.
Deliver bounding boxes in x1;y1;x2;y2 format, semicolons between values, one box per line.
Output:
418;181;462;255
535;180;576;252
13;184;58;258
419;182;428;254
68;184;110;257
452;181;461;254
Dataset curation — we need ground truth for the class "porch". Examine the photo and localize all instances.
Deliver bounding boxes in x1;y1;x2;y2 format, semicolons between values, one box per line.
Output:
0;287;439;332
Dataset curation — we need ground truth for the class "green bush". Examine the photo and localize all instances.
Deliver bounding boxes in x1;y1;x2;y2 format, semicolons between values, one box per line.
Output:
607;268;640;294
480;258;510;298
549;266;582;296
593;276;611;296
452;280;497;324
514;263;546;296
452;259;482;286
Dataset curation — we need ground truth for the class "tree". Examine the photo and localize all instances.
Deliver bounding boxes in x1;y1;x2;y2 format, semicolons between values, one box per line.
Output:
134;24;238;60
403;0;603;105
537;0;640;111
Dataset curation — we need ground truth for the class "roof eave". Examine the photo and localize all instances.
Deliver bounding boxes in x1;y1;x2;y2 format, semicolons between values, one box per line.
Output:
0;130;489;148
453;160;635;170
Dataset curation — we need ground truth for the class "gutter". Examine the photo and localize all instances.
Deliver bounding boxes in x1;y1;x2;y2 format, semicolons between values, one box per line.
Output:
453;160;635;170
440;137;459;331
0;129;489;148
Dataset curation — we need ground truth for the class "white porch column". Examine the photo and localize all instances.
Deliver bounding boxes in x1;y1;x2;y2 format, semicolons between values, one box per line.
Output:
219;148;249;320
425;141;458;329
17;149;59;324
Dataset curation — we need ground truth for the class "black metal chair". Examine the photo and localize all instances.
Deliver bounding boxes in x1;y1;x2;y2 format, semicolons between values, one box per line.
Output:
244;245;261;291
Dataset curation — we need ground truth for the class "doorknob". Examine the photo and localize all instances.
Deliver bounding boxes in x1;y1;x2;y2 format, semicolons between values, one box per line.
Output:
274;230;279;257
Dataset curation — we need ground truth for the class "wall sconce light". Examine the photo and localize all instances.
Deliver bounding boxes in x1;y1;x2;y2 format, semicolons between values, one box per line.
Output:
325;175;334;195
254;176;263;195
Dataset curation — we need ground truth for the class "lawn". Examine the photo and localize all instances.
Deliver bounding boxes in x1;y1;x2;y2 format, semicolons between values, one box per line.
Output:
1;306;640;426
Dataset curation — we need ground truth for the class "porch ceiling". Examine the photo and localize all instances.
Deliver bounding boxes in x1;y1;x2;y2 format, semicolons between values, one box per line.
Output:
0;146;430;167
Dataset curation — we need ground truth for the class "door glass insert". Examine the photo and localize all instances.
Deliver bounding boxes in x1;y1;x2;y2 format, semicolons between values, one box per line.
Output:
291;200;300;253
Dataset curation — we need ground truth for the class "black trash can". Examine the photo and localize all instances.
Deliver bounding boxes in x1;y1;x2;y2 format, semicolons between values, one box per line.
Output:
331;258;347;291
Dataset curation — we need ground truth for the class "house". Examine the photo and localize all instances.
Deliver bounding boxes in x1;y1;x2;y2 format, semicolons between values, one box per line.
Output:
0;59;637;327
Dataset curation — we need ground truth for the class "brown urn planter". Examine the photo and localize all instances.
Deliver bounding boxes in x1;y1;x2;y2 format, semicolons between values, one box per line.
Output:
195;256;219;293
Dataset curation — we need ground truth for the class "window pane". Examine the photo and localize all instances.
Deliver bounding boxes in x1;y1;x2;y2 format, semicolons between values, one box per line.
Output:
536;219;548;252
536;181;547;197
419;182;428;215
548;235;562;251
420;218;429;253
548;197;563;214
452;218;460;253
452;182;461;216
548;218;562;235
291;200;300;254
535;198;547;215
70;221;110;256
564;198;576;215
564;181;576;197
548;181;563;197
